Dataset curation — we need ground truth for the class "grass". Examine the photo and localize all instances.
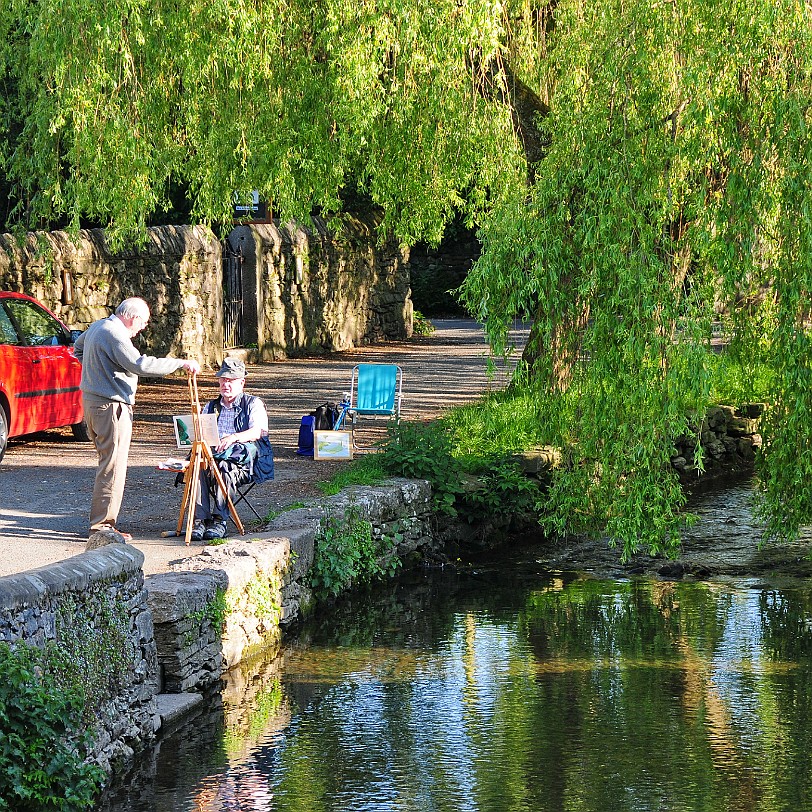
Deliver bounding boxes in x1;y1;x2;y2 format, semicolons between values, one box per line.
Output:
316;454;388;495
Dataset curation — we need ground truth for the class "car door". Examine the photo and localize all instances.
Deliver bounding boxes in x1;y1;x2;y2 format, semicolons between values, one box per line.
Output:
1;297;82;434
0;305;26;434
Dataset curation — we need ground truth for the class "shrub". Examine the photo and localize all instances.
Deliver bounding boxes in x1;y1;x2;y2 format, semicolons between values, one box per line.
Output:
0;642;104;811
310;505;401;600
412;310;436;336
380;420;464;516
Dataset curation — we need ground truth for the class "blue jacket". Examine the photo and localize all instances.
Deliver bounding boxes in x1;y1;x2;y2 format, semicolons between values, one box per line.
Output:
203;393;274;483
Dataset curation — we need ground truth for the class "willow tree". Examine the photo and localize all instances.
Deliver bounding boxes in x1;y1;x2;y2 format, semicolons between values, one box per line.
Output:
1;0;811;556
461;0;812;554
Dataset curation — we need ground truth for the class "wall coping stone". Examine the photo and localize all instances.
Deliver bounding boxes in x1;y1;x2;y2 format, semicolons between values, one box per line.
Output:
0;545;145;610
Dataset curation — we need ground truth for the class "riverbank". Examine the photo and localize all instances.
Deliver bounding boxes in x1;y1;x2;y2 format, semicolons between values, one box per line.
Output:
534;476;812;584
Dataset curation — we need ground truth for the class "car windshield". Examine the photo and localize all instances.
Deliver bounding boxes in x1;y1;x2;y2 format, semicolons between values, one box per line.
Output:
3;299;65;346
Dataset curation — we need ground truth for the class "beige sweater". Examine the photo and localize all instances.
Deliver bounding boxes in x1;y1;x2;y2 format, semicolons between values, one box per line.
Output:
73;315;185;404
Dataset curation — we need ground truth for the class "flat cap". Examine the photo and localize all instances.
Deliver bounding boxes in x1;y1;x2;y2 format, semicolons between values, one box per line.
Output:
215;357;246;379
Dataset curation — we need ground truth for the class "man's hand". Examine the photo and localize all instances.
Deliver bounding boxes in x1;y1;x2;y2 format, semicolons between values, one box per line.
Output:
182;360;201;375
215;434;239;453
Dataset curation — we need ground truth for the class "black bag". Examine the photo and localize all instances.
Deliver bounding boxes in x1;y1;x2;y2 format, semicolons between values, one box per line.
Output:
313;402;340;431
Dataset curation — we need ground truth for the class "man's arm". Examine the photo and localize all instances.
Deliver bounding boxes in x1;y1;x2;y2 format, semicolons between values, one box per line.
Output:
106;329;199;377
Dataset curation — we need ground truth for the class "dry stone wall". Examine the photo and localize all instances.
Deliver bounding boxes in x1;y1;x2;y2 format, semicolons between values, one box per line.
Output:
229;213;412;359
0;545;159;776
0;225;223;365
671;403;763;484
0;216;413;367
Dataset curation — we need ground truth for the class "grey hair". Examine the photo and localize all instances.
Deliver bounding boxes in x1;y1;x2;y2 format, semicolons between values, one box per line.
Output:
116;297;150;321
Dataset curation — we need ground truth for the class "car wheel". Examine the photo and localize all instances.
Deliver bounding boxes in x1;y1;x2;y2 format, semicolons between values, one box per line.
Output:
71;419;90;442
0;407;8;463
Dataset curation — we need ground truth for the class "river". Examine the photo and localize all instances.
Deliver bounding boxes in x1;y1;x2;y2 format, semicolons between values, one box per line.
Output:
97;484;812;812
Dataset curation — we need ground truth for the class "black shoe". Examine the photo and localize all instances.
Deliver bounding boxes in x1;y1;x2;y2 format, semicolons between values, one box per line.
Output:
190;520;206;542
203;519;228;540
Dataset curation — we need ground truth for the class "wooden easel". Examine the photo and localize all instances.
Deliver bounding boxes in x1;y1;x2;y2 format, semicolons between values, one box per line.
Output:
174;373;245;545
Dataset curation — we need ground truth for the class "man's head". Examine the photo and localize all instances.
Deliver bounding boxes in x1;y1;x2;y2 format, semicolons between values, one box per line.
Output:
116;298;151;337
216;357;247;405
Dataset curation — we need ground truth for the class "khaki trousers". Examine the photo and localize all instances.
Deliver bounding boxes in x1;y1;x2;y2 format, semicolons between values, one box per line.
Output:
83;394;133;532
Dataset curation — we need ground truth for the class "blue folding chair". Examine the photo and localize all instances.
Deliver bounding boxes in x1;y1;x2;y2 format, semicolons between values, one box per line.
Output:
348;363;403;447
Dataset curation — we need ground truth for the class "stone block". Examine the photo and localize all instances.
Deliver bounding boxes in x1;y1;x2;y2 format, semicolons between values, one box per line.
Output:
728;416;758;437
145;572;224;623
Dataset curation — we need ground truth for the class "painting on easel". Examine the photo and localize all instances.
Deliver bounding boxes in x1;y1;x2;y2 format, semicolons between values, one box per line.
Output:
173;413;219;448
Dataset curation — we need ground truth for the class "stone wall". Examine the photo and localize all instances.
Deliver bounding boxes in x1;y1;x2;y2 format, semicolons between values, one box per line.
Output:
0;216;413;367
144;478;434;694
229;213;413;359
0;225;223;366
146;539;290;693
513;406;763;487
0;545;159;775
671;403;763;485
408;230;479;318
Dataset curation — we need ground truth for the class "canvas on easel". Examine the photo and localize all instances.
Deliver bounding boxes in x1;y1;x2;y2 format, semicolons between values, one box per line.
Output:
173;413;219;448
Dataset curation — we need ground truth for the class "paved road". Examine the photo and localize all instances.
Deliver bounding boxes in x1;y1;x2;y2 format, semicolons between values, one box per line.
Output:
0;320;527;577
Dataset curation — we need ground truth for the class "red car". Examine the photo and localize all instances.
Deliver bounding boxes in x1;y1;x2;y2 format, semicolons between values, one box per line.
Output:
0;291;88;462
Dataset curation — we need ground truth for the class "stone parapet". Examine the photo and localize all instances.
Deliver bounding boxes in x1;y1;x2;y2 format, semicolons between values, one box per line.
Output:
144;478;434;694
0;545;159;776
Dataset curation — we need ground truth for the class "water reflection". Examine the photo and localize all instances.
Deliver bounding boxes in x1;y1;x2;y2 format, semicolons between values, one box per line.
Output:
99;563;812;812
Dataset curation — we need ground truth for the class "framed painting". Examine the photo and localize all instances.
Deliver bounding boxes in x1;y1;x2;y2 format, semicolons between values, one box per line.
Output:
313;430;353;460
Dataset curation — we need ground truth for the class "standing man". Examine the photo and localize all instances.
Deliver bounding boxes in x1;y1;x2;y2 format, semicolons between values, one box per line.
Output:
74;297;201;539
192;357;271;540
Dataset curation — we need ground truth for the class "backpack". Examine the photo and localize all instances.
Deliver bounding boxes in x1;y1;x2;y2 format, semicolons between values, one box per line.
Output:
253;434;275;483
313;402;340;431
295;415;316;456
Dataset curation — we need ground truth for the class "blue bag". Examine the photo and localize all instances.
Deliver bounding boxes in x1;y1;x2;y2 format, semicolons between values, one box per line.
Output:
295;415;315;456
253;435;275;483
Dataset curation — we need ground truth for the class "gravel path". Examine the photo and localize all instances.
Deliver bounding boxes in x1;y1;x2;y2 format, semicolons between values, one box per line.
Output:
0;320;527;576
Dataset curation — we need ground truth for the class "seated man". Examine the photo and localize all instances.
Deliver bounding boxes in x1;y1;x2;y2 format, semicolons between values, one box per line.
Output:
192;358;271;541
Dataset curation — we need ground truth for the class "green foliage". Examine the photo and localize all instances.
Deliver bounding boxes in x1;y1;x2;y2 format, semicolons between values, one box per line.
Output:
707;349;773;411
380;420;464;517
378;414;548;528
455;0;812;552
310;504;400;601
412;310;436;336
266;502;307;522
0;0;522;245
0;643;104;811
189;588;230;632
448;388;551;457
459;456;543;526
244;575;281;622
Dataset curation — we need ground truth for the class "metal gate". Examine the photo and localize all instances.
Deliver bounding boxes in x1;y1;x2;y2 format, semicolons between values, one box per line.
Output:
223;244;244;349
